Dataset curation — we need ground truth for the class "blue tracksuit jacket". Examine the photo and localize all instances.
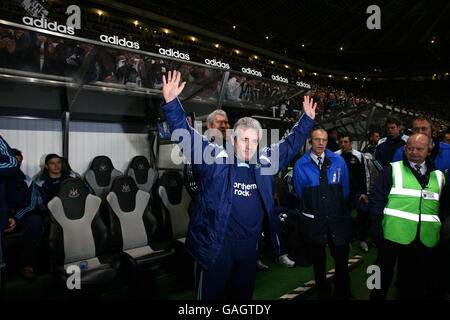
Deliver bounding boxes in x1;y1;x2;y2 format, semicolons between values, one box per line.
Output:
161;98;315;270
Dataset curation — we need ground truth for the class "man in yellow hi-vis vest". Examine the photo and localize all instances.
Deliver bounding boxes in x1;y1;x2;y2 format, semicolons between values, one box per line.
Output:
369;133;450;300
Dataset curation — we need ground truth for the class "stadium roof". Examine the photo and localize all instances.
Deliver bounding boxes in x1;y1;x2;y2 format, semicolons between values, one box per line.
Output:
89;0;449;76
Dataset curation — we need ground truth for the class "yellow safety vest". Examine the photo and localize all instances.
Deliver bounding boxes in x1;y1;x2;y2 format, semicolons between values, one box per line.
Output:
383;161;445;247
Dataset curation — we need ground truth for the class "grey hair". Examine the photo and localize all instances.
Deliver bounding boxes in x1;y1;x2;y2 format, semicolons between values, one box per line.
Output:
232;117;263;140
206;109;228;125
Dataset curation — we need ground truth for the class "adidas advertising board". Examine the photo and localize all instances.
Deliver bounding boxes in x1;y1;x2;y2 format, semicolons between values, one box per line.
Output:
100;34;140;49
22;16;75;35
296;81;311;89
159;47;190;61
271;75;289;83
3;10;313;90
204;58;230;69
241;67;263;77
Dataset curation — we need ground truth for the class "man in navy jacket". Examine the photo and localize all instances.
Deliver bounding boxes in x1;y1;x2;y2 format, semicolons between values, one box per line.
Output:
374;118;408;171
293;128;352;299
161;71;316;300
0;135;19;295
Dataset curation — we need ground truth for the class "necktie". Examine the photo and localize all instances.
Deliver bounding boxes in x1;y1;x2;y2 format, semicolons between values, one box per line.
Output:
317;156;322;170
414;164;422;176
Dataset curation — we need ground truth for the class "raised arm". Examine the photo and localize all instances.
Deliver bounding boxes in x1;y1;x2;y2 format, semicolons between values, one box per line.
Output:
160;71;217;175
261;96;316;175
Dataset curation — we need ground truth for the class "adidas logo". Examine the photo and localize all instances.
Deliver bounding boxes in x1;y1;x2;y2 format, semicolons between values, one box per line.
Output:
158;48;190;61
271;75;289;83
100;35;140;49
204;59;230;69
241;67;262;77
99;164;108;172
22;16;75;35
296;81;311;89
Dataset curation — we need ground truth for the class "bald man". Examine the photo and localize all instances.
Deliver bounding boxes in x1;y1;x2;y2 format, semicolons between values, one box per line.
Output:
293;128;352;300
369;133;449;300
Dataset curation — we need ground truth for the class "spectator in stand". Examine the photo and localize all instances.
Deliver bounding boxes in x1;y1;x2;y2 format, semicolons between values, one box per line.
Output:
225;75;245;102
362;131;380;155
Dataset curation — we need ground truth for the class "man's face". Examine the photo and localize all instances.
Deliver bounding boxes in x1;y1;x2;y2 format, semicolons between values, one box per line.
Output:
15;155;23;168
443;133;450;145
386;123;400;137
232;127;259;161
311;130;328;156
405;136;429;164
412;120;432;138
370;132;380;145
339;137;352;153
208;115;229;140
45;158;62;176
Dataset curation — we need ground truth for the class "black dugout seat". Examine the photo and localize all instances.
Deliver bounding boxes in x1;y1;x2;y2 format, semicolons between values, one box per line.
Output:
107;176;174;266
47;178;120;287
106;176;174;296
126;156;157;193
84;156;122;198
157;171;191;244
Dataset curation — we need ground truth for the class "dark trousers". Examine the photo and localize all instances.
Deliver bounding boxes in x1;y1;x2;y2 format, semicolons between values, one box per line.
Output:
14;214;46;268
355;209;369;242
197;237;258;300
370;238;441;300
0;231;5;297
310;235;351;299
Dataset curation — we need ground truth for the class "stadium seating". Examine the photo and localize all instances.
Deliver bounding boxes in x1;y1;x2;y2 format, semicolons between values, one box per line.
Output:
106;176;175;296
157;170;191;244
126;156;157;193
84;155;123;198
47;178;120;289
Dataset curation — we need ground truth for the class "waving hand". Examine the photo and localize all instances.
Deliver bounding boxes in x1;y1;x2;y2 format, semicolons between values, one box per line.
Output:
162;70;186;104
303;95;317;120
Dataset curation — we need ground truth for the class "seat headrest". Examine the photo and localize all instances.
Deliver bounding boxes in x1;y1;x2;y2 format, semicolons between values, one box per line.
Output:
110;176;139;212
159;171;183;205
129;156;151;184
90;156;114;187
57;178;90;220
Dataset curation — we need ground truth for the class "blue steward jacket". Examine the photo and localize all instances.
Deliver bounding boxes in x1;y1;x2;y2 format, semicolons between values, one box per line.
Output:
293;148;352;246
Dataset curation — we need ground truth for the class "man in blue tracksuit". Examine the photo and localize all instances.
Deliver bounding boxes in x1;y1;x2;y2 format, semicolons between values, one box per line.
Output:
0;136;20;295
4;149;42;281
160;71;316;300
293;128;352;299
